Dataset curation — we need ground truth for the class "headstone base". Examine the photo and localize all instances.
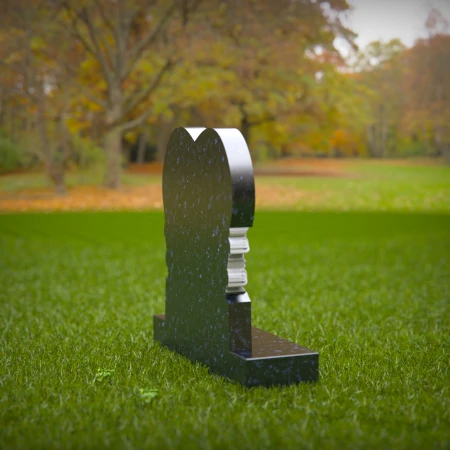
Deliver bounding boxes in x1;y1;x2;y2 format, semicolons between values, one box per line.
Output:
154;314;319;387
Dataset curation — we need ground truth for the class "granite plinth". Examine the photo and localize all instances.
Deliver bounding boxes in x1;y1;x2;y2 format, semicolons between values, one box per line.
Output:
154;314;318;387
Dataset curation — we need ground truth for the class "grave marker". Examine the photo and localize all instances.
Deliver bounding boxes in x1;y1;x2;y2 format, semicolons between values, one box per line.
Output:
154;127;318;386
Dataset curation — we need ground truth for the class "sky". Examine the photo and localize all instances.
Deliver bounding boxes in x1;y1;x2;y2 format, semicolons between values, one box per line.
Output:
335;0;450;55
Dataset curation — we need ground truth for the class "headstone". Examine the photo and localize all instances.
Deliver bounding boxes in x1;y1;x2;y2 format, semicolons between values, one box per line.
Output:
154;127;318;386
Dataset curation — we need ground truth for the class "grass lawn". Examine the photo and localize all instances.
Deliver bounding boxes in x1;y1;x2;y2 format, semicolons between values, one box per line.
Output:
1;159;449;213
255;161;450;212
1;211;449;449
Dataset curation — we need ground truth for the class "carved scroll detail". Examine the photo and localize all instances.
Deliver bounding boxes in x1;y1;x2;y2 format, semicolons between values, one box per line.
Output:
226;227;249;294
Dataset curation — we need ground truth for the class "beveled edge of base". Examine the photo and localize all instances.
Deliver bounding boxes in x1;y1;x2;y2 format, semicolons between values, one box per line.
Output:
153;313;319;386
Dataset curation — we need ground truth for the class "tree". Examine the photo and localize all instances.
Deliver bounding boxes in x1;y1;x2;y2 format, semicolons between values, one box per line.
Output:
402;9;450;157
0;0;74;193
353;39;406;157
62;0;200;189
123;0;355;162
192;0;355;149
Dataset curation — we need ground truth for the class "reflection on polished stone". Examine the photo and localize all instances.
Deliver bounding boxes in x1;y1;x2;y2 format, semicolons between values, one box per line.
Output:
154;127;318;386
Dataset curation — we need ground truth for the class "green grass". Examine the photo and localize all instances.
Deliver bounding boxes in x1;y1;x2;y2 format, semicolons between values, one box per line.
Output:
256;162;450;212
1;160;449;213
1;211;449;449
0;168;162;192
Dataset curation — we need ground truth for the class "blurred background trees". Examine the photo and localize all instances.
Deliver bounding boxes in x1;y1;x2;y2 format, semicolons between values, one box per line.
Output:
0;0;449;192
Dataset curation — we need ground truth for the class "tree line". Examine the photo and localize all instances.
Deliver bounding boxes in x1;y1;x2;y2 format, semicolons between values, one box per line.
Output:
0;0;449;192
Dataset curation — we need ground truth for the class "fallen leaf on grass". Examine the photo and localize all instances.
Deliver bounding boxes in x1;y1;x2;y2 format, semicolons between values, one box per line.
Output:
94;368;115;382
139;387;159;404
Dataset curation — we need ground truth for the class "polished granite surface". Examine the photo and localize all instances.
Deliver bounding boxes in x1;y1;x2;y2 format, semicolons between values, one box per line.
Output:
154;127;318;386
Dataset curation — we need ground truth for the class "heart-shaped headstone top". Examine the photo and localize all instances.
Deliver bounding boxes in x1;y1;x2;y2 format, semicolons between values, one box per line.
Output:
163;127;255;229
162;127;255;362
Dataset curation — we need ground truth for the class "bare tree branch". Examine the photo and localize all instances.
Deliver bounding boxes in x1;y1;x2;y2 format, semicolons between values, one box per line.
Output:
113;0;139;79
121;1;177;81
93;0;115;36
70;82;107;110
56;62;108;110
88;1;117;73
120;107;154;132
123;57;174;116
77;7;114;85
64;8;99;62
0;84;33;100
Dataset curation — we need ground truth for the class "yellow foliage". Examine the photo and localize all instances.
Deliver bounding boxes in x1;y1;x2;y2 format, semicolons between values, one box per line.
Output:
66;118;86;134
124;130;138;142
30;36;46;52
80;58;100;73
87;101;104;113
330;129;348;149
137;60;155;74
330;129;363;155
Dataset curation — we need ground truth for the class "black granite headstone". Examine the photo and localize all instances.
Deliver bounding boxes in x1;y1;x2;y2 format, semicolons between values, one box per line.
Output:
154;127;318;386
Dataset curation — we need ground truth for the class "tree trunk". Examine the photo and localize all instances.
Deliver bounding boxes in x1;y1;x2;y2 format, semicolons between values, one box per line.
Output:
241;116;251;145
104;128;123;189
137;131;147;164
36;88;68;194
366;125;377;157
422;124;431;155
0;86;4;126
122;138;132;168
104;86;124;189
376;104;387;158
48;163;66;195
443;122;450;160
49;116;71;195
157;120;173;161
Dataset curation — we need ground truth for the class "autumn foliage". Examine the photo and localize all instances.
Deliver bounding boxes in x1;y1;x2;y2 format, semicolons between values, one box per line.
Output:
0;0;449;192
